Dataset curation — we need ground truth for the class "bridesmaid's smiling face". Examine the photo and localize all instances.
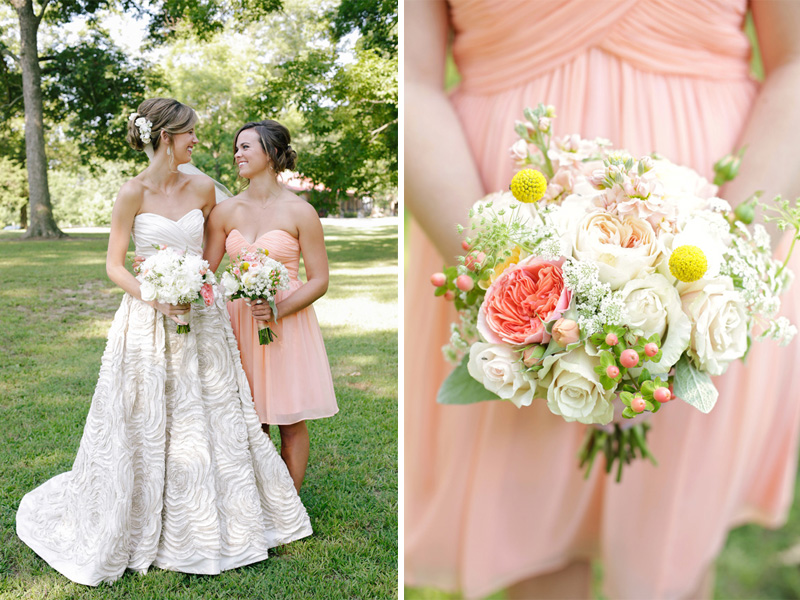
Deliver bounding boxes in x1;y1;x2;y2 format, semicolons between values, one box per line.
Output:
234;129;270;179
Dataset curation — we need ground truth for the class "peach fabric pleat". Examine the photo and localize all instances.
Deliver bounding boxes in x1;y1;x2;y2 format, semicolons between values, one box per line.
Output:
404;1;800;598
225;229;338;425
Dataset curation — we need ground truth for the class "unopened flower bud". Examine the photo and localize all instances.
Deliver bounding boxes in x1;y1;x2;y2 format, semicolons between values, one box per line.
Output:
522;345;546;368
734;200;756;225
551;318;580;347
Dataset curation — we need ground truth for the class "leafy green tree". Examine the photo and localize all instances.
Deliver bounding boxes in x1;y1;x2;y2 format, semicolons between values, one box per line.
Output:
2;0;285;238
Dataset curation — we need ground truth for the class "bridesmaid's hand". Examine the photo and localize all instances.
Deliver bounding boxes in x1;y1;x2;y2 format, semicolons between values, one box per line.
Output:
150;300;190;325
249;299;274;322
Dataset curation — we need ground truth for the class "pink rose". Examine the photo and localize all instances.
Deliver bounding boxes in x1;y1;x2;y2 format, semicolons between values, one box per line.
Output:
551;318;580;347
477;257;571;346
201;282;214;306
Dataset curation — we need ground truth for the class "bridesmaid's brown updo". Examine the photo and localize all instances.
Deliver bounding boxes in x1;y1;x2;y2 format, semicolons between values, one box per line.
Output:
127;98;197;153
233;120;297;174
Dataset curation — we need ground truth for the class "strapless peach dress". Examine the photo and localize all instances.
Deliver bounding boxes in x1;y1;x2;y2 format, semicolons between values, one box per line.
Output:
404;1;800;598
225;229;338;425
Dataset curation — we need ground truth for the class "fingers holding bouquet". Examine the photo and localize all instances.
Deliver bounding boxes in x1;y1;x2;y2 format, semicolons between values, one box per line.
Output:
249;299;275;322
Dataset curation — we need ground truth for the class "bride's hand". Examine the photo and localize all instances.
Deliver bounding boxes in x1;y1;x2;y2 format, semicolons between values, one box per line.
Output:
248;299;274;322
149;300;190;325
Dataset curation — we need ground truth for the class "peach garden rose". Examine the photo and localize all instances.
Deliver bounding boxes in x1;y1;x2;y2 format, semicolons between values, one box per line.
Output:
477;256;571;346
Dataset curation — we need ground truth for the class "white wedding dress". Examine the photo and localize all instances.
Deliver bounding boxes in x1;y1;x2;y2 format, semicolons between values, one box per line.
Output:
16;209;312;586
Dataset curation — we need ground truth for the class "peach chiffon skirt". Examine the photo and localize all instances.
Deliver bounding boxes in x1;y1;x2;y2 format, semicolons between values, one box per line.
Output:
404;1;800;598
226;229;338;425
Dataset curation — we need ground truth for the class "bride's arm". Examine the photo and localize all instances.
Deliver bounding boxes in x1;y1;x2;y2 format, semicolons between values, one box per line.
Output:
405;0;486;263
106;182;147;299
106;183;188;320
721;2;800;227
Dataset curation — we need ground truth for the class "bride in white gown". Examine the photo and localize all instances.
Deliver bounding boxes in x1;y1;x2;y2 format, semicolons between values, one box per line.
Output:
15;98;312;586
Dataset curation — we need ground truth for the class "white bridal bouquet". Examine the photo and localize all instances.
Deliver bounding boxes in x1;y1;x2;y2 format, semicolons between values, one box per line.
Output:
136;245;216;333
434;104;799;481
220;248;290;345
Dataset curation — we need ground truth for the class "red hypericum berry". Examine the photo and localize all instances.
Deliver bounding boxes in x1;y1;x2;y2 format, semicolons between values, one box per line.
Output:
444;290;455;301
605;333;619;346
644;343;659;357
654;387;671;403
606;365;620;378
620;349;640;369
631;397;646;413
456;274;474;292
465;251;486;271
462;240;471;251
431;272;446;287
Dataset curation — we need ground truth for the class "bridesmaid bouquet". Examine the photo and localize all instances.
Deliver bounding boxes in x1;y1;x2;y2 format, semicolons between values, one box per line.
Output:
435;104;799;481
220;248;290;345
136;245;216;333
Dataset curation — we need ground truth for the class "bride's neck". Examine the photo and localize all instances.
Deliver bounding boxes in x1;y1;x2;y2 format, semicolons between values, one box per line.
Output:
144;157;182;187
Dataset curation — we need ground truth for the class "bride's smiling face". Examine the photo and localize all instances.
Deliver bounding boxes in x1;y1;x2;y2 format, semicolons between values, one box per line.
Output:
169;129;199;164
234;129;270;178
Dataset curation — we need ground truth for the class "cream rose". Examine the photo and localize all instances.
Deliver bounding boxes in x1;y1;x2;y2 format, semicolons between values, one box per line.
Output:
616;273;691;374
538;347;614;425
572;213;661;289
467;342;535;408
678;276;748;376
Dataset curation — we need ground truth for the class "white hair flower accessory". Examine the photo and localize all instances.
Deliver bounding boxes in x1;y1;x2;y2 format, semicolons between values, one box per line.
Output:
130;114;152;145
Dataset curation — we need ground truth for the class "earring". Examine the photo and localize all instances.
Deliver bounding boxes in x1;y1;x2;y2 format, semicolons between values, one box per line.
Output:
167;146;172;156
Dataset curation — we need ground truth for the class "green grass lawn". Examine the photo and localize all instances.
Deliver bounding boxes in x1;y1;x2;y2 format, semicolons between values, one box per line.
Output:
0;219;398;599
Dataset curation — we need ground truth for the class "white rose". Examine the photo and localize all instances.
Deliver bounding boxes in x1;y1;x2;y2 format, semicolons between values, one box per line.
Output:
573;213;661;289
538;346;614;425
617;273;691;374
139;281;156;302
467;342;535;408
220;271;239;296
678;276;748;376
545;192;596;257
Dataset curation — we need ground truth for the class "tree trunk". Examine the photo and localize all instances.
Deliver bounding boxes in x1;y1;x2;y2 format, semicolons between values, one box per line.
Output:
13;0;65;239
20;202;27;229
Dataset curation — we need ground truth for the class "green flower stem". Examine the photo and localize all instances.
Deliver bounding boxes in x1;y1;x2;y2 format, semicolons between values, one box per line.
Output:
777;232;798;278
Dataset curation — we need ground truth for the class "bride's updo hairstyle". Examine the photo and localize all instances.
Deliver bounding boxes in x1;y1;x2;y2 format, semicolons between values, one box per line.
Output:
233;120;297;174
127;98;197;153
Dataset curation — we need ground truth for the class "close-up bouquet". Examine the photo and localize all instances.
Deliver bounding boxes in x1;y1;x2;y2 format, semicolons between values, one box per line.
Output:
220;248;290;345
136;245;217;333
434;104;799;481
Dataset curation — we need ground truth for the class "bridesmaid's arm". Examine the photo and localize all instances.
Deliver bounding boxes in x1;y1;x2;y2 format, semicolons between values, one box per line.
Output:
722;1;800;233
252;201;329;323
204;202;229;273
406;0;485;263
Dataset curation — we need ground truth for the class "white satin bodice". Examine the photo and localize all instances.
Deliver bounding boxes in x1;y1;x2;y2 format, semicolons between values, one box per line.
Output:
132;209;204;258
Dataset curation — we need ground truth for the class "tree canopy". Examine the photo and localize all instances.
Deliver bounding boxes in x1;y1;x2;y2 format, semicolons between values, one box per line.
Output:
0;0;398;231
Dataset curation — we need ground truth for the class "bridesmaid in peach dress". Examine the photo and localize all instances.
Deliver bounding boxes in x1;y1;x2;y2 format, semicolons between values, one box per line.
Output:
405;1;800;598
206;119;338;493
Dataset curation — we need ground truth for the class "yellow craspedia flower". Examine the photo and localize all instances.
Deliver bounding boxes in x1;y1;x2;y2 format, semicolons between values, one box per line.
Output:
241;262;250;272
669;245;708;282
510;169;547;203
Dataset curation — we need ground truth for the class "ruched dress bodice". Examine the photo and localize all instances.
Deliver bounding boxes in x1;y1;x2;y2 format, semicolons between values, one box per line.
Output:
405;2;800;599
133;208;204;258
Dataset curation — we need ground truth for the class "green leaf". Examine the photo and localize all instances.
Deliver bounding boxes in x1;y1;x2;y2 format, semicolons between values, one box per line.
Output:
622;407;636;419
600;351;616;368
637;368;651;386
434;286;447;297
619;391;633;406
673;355;719;414
436;354;503;405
